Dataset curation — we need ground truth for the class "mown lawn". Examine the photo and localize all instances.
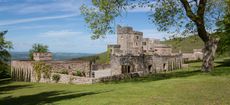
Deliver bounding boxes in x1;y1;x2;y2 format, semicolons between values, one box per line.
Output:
0;59;230;105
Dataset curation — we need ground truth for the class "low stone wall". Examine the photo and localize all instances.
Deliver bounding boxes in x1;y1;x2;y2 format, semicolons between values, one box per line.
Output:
92;69;112;78
92;71;144;83
35;73;93;84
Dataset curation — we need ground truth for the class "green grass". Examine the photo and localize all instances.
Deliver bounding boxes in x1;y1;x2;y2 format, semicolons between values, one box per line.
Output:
0;59;230;105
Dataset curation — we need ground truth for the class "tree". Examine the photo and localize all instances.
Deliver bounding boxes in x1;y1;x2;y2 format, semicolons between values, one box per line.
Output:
217;0;230;54
80;0;227;72
29;43;49;60
0;31;13;78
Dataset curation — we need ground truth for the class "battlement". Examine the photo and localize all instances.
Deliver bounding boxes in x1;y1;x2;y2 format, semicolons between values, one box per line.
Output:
117;25;133;34
117;25;143;35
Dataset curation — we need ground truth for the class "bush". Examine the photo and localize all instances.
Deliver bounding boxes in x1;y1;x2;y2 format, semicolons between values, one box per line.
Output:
73;70;83;76
52;74;60;83
60;69;68;74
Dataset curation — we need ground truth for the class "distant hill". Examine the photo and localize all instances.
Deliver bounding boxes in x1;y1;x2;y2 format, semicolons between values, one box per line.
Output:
77;35;204;64
10;52;94;61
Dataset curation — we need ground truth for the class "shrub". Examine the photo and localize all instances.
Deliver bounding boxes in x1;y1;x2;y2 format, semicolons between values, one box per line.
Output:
0;64;10;79
73;69;83;76
52;74;60;83
60;69;68;74
42;65;52;79
33;61;52;82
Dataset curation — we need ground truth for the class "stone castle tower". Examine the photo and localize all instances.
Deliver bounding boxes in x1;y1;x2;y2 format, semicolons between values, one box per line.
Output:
117;25;143;55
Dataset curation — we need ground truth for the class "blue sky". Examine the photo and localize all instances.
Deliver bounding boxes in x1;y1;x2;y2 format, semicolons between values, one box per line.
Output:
0;0;168;53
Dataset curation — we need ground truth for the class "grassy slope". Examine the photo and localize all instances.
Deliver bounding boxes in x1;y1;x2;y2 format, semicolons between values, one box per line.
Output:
76;52;110;64
163;35;204;53
0;58;230;105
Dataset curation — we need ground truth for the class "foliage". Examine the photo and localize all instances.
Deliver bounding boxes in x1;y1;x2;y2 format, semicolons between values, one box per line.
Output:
217;0;230;54
59;69;68;75
52;74;60;83
33;61;52;82
42;64;52;79
80;0;126;39
0;31;13;78
81;0;226;39
73;69;84;77
29;43;49;60
0;64;10;79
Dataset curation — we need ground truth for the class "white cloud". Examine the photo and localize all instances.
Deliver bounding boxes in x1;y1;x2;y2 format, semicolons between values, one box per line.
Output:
39;30;83;38
0;14;78;26
0;0;89;14
17;1;81;14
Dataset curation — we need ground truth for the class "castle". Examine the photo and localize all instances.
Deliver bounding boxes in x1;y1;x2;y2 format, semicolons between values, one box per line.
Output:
108;25;183;76
11;26;202;84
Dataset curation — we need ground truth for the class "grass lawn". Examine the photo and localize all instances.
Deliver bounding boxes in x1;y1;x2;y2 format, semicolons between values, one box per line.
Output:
0;59;230;105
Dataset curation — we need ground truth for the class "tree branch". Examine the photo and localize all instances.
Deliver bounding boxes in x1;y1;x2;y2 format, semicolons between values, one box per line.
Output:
197;0;207;18
180;0;198;22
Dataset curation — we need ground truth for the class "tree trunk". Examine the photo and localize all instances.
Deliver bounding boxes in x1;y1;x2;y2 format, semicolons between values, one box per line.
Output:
202;38;219;72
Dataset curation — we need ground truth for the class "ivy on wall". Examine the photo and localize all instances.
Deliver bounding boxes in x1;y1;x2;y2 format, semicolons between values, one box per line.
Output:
32;61;52;82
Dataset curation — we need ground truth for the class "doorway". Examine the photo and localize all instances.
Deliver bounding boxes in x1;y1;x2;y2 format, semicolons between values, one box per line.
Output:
121;65;131;74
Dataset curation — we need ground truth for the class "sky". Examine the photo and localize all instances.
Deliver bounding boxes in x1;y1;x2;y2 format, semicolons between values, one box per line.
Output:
0;0;169;53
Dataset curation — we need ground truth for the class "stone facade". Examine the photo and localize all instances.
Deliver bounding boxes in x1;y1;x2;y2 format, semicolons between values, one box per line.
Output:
108;26;183;75
182;49;203;62
33;52;52;61
11;52;94;84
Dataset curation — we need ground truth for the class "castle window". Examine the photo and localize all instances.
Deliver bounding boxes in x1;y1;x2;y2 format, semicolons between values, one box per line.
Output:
136;36;139;39
142;42;146;45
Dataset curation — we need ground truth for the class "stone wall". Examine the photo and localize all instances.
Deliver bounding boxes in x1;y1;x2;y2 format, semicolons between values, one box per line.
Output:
92;69;112;78
110;53;183;76
33;73;93;84
11;60;93;84
11;60;33;82
182;49;203;62
46;60;91;77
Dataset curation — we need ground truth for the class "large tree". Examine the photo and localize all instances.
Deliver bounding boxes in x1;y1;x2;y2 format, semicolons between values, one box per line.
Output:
81;0;227;72
0;31;13;78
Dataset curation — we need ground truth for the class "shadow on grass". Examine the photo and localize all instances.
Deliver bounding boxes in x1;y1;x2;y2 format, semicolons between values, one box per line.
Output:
0;78;33;94
215;58;230;67
0;84;32;94
0;90;109;105
0;78;12;85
